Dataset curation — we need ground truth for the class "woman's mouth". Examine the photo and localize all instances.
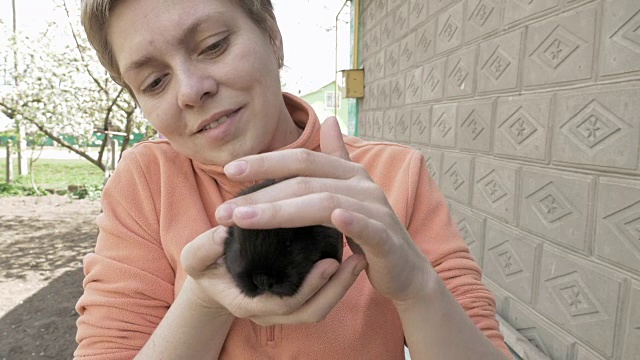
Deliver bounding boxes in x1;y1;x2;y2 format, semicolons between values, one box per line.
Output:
199;108;241;133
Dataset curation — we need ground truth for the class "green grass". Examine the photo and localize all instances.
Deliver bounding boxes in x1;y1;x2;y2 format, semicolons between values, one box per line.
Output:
0;157;104;191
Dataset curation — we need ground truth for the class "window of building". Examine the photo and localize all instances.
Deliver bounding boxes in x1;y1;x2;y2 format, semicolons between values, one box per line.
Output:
324;91;342;110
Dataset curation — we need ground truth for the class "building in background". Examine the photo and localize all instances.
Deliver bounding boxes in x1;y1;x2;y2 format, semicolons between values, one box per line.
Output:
299;81;349;134
356;1;640;359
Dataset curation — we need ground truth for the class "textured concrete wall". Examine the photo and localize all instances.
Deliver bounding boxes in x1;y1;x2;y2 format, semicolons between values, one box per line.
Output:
356;0;640;359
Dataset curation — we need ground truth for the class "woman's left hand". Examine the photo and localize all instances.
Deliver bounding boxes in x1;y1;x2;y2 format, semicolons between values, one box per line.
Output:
215;117;433;304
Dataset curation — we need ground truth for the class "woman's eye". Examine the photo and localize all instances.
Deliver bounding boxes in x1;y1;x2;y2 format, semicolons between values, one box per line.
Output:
201;37;228;57
142;75;167;94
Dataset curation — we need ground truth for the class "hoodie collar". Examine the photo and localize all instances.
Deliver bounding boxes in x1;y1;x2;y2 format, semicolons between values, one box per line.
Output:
191;92;322;196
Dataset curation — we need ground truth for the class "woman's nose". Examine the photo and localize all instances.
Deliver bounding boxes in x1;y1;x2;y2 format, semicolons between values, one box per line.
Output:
176;64;218;109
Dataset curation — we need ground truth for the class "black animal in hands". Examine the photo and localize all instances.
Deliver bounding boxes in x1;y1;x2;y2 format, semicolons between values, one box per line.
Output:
223;180;344;298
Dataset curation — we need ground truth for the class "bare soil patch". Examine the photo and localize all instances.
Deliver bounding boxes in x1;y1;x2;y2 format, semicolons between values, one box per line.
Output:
0;195;101;359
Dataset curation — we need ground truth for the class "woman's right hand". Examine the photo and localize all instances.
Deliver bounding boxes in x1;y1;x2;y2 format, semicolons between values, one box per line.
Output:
179;226;367;326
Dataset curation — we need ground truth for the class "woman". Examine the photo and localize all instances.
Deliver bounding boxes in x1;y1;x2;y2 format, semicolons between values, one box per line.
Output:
75;0;512;358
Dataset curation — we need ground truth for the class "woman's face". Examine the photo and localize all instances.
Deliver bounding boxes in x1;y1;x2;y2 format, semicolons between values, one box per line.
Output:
109;0;300;166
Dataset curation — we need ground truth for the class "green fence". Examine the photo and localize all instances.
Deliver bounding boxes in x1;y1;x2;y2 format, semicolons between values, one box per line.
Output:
0;132;147;147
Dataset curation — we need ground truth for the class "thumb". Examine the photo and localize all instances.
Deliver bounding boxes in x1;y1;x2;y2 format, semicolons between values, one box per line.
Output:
320;116;350;161
181;226;228;276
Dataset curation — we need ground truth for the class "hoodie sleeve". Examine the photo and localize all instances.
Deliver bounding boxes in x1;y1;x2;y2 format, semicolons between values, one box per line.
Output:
405;150;511;358
74;149;175;360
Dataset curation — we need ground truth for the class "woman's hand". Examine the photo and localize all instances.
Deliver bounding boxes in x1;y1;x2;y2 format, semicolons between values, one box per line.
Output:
215;117;433;304
180;225;366;326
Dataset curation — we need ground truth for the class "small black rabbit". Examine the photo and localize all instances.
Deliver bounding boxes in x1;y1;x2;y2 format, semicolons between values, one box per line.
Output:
223;180;344;298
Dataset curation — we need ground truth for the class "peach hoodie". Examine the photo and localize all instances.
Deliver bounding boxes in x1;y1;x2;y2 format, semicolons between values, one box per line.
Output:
75;93;510;359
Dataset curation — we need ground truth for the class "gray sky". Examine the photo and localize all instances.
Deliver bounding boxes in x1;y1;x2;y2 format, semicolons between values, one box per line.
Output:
0;0;352;95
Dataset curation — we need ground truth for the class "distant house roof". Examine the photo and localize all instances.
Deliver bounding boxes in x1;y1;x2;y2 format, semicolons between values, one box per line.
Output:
299;80;337;98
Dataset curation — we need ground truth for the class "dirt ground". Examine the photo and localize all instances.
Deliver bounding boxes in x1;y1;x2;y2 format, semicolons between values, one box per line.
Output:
0;195;101;360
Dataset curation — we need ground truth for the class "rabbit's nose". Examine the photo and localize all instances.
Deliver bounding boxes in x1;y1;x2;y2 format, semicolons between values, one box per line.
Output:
253;274;274;291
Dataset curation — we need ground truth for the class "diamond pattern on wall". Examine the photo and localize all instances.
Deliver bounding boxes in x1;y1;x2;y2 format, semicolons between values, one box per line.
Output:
560;100;630;153
531;25;586;70
396;112;409;138
448;59;470;89
439;15;460;43
382;19;393;44
379;84;390;105
385;114;395;136
526;182;575;229
374;115;383;135
611;10;640;55
424;68;441;94
388;50;399;70
434;112;453;138
401;42;414;64
417;31;433;54
515;0;534;6
426;156;438;180
374;55;384;77
603;200;640;256
482;47;512;83
412;112;428;137
461;110;486;141
477;170;509;206
520;328;551;357
445;162;466;191
407;74;421;101
545;272;608;323
457;219;477;246
470;0;495;28
392;80;404;103
412;0;426;20
499;107;540;149
489;242;525;278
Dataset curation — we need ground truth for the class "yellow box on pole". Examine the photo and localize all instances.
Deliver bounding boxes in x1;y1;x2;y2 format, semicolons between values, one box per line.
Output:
340;69;364;98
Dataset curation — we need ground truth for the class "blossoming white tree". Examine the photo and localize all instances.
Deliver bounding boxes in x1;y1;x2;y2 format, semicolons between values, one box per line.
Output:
0;0;148;174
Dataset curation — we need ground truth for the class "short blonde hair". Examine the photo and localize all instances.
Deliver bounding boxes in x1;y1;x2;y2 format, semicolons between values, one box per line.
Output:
81;0;282;87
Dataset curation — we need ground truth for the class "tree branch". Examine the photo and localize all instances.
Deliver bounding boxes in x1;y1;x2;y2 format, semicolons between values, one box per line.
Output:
62;0;109;95
120;110;135;159
97;87;124;164
27;119;105;171
0;101;16;119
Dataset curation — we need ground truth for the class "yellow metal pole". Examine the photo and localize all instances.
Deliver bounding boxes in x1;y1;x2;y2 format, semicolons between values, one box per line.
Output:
335;0;348;117
352;0;360;70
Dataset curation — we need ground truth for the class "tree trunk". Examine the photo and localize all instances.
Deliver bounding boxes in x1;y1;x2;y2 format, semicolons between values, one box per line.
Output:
6;140;14;184
12;0;28;176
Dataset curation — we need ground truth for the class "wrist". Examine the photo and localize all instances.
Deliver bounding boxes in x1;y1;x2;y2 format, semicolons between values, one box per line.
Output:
392;265;442;312
181;276;234;320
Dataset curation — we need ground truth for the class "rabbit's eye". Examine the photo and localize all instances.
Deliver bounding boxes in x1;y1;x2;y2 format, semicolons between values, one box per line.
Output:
285;239;292;248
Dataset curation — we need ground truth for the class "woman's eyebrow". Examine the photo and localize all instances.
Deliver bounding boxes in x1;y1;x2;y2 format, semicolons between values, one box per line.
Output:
122;55;157;76
174;12;226;46
122;12;227;76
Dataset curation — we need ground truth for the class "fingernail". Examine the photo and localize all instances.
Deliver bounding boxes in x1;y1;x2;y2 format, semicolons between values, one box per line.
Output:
235;206;259;220
213;227;228;245
216;203;236;222
322;263;339;279
353;260;367;276
224;161;247;176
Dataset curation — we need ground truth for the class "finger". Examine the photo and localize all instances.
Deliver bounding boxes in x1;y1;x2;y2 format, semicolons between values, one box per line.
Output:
331;208;393;257
215;177;382;225
320;116;351;161
228;193;383;229
180;226;228;276
223;148;363;182
250;254;367;326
